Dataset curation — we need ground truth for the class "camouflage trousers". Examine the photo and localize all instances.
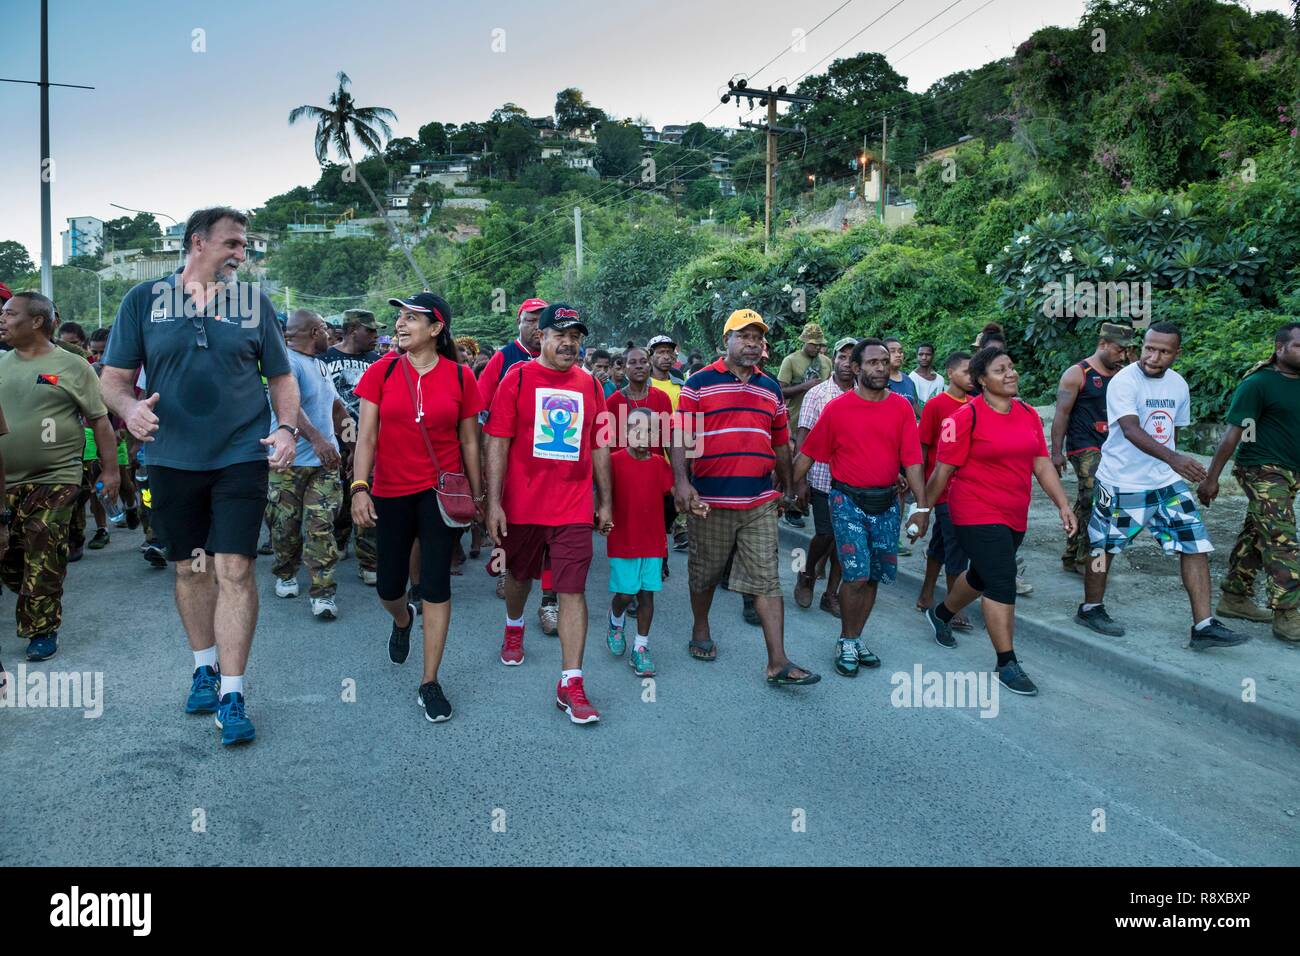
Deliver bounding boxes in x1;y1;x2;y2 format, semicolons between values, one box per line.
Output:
1221;463;1300;610
1062;448;1102;567
69;460;103;550
0;483;79;638
333;452;377;572
269;467;343;597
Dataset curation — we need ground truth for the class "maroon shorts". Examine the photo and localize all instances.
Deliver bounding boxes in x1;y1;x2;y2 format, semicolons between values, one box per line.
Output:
503;523;593;593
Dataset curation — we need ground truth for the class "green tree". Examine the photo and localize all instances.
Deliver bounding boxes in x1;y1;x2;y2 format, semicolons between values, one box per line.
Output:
0;240;36;281
555;88;604;131
288;71;426;285
595;121;643;181
102;213;162;252
418;121;450;155
269;237;389;296
492;122;540;178
384;136;422;166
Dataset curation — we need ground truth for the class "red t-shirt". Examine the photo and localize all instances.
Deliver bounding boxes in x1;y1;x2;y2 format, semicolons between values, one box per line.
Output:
604;385;674;450
799;390;921;487
354;353;483;497
486;360;608;527
918;390;970;505
937;395;1048;531
608;449;674;558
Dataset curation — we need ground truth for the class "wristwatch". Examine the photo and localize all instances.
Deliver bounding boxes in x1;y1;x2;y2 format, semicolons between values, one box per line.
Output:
275;424;300;440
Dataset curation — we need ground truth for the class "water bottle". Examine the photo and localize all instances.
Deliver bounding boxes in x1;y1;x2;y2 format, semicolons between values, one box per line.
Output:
134;448;148;482
95;481;126;523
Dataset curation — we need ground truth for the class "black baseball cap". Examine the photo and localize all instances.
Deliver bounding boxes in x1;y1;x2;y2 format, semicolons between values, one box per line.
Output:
538;302;589;336
388;292;451;326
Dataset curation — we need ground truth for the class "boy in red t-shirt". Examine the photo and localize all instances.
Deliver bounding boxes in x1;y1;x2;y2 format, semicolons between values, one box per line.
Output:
605;407;675;676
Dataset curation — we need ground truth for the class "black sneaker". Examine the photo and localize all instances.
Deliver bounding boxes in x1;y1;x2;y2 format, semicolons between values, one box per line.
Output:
68;544;85;563
856;642;881;668
783;511;806;528
1189;618;1249;651
88;527;110;550
258;538;273;556
142;543;167;568
408;585;423;615
742;594;760;626
997;660;1039;696
389;602;416;664
1075;603;1126;636
926;605;957;648
417;681;452;722
673;528;689;552
124;506;140;530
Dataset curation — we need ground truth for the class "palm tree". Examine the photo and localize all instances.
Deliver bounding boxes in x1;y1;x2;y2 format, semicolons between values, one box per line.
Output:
289;71;427;287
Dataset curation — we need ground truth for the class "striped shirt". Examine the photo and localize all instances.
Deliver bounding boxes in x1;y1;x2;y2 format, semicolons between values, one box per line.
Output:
798;376;851;493
678;358;789;509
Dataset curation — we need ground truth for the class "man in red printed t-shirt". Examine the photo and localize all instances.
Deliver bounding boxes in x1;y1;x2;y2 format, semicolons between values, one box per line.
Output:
485;302;612;725
794;338;929;677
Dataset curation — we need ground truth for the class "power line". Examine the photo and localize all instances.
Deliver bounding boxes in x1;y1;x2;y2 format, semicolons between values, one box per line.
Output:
894;0;1001;63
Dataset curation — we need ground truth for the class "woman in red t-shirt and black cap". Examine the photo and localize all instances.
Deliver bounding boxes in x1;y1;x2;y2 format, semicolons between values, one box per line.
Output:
350;292;484;723
923;346;1076;696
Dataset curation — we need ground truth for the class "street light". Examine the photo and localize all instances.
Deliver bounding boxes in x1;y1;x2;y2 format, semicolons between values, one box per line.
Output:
61;264;102;328
110;202;182;268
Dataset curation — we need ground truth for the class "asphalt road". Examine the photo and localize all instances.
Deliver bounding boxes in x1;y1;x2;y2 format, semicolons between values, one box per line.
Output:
2;524;1297;866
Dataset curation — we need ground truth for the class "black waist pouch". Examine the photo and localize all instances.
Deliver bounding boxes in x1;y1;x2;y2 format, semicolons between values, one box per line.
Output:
831;479;896;515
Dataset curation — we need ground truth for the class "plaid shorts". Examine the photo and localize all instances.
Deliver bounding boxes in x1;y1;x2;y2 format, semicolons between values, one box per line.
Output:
829;491;900;584
1087;480;1214;556
687;499;782;597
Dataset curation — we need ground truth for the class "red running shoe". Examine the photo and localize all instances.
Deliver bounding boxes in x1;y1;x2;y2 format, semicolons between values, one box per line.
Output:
500;625;525;666
555;676;601;724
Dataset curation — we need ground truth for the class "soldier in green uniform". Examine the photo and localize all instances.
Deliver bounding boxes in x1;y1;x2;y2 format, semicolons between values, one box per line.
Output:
0;292;120;661
1199;322;1300;643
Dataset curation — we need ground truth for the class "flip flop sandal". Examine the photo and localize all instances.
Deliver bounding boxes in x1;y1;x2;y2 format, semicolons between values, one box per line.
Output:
951;617;974;631
766;663;821;686
688;638;717;662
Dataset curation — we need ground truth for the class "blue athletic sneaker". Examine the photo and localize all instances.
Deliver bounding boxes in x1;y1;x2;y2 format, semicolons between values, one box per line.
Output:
215;692;256;745
26;634;58;661
185;665;221;714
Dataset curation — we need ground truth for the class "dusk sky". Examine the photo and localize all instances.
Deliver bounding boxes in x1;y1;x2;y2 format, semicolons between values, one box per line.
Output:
3;0;1292;264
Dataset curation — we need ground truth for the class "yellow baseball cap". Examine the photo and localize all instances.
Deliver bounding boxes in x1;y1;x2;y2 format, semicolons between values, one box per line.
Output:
723;308;769;335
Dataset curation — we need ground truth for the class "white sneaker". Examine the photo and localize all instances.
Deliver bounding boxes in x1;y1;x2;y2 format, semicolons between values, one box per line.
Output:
311;596;337;620
1015;576;1034;597
359;569;377;586
275;577;299;598
539;602;559;636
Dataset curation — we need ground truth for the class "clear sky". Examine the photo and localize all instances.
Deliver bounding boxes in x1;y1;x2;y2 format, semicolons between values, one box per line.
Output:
2;0;1292;265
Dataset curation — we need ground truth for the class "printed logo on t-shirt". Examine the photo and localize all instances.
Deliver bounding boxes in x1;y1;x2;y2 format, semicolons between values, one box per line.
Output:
532;387;583;461
1145;409;1174;445
37;373;59;386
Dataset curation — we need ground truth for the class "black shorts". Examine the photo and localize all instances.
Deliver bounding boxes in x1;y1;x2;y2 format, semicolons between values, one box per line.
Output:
810;488;832;537
372;489;460;604
925;503;970;578
150;460;269;560
952;523;1025;605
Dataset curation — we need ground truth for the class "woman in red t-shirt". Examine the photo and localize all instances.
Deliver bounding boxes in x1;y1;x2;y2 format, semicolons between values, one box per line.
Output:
923;346;1075;697
350;293;484;723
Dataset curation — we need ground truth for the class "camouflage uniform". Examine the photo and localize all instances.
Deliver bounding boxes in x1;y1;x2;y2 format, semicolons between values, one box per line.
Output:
269;466;343;597
1062;448;1102;567
68;459;101;550
334;447;377;572
1221;464;1300;610
0;483;79;638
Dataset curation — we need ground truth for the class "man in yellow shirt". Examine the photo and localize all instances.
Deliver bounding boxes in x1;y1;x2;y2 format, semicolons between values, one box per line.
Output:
647;334;684;411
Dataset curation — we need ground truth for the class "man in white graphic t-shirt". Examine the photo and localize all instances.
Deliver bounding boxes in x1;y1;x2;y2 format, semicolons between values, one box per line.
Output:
1074;323;1245;651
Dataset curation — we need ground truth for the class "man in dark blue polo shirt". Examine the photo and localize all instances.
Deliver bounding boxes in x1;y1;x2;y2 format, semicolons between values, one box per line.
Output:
101;206;299;747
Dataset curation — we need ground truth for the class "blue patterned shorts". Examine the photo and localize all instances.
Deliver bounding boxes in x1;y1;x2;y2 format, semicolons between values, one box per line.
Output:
1087;480;1214;556
829;491;900;584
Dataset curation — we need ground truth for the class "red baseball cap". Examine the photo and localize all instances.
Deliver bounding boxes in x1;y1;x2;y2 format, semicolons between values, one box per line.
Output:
0;282;12;303
517;297;548;319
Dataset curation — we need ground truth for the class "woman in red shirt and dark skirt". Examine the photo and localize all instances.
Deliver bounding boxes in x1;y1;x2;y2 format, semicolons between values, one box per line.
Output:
924;346;1076;696
349;292;484;723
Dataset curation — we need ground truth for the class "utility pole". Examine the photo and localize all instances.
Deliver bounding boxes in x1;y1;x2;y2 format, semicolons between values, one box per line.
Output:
720;79;818;254
1;0;94;296
574;206;583;276
879;114;888;224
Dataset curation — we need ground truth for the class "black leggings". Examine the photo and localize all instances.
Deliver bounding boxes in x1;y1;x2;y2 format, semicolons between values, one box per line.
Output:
953;523;1025;605
373;489;459;604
